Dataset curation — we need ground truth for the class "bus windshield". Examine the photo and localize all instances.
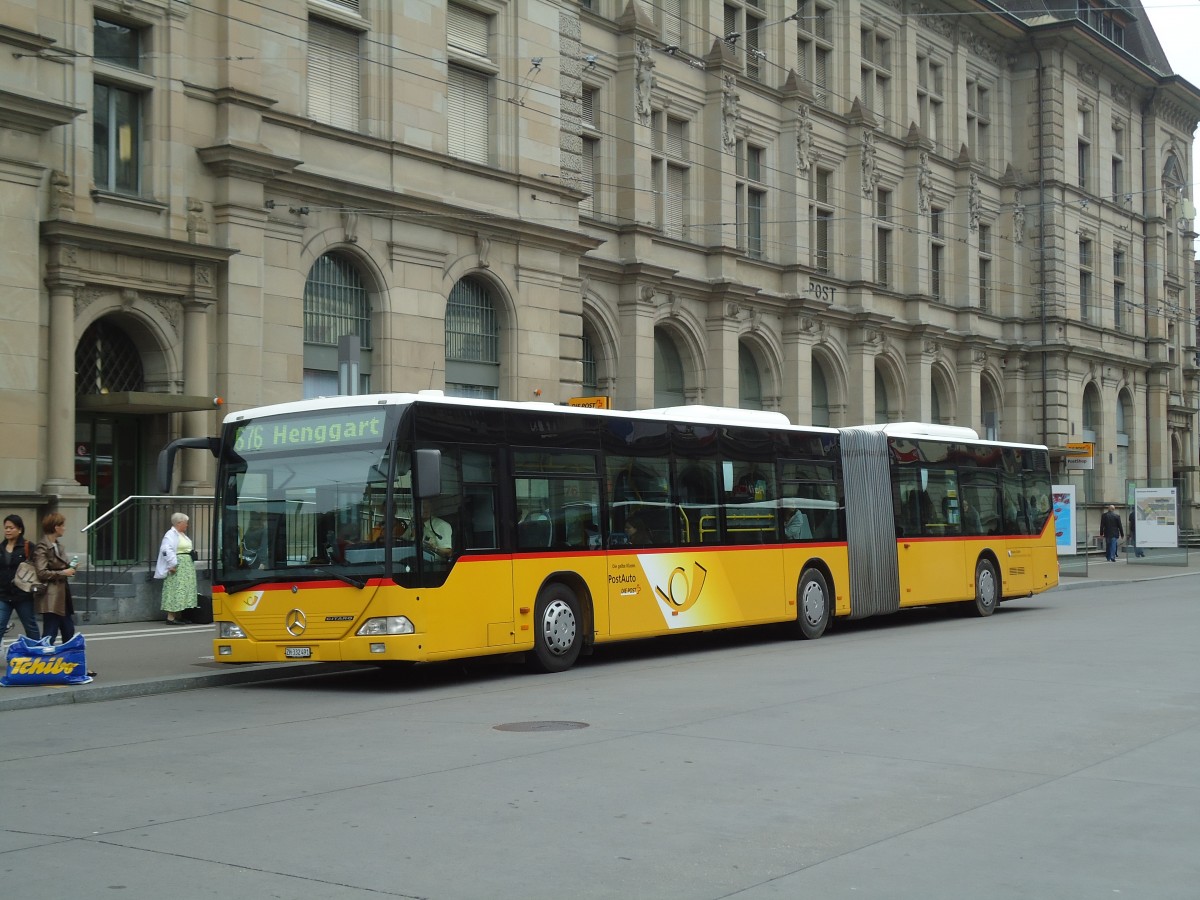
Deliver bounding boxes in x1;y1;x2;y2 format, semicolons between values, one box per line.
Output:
215;405;428;589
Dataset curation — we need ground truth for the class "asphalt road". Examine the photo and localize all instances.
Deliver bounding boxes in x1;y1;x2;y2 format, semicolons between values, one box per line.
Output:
1;575;1197;899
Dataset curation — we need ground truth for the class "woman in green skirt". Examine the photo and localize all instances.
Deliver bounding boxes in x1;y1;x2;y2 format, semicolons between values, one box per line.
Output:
154;512;197;624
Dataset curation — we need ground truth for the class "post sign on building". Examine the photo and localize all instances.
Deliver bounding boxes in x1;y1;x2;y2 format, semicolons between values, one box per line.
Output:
1064;442;1094;471
567;396;610;409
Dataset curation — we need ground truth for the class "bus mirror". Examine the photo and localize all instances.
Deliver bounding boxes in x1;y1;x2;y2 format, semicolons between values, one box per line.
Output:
156;436;220;493
415;448;442;499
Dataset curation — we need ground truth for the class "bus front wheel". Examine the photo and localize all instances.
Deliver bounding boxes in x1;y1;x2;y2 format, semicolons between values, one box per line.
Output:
790;568;830;640
971;558;998;617
530;583;583;673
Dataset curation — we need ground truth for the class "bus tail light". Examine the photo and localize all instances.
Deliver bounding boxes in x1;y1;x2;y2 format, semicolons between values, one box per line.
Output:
218;621;246;639
357;616;415;636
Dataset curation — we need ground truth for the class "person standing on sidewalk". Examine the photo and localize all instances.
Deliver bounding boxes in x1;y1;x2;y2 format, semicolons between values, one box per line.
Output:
1128;509;1146;558
1099;504;1124;562
155;512;198;624
0;514;41;641
34;512;78;644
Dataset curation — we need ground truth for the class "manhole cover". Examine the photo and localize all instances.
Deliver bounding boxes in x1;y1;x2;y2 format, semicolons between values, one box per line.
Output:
493;721;590;732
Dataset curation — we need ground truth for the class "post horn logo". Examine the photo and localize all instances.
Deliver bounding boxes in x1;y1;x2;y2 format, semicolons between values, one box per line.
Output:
654;562;708;614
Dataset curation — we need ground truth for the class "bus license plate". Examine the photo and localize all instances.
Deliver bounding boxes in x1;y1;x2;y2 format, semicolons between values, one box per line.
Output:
284;647;311;658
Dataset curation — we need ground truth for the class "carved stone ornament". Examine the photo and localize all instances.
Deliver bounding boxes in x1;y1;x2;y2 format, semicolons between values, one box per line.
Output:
194;264;213;288
121;288;139;307
923;339;941;357
1078;62;1099;89
722;75;740;151
973;349;988;365
635;39;655;126
917;152;933;214
186;197;209;241
1012;194;1026;244
726;301;741;319
49;170;74;213
748;309;762;333
796;103;818;174
639;284;656;304
152;296;182;335
343;210;359;244
967;171;981;233
861;130;881;198
476;232;490;268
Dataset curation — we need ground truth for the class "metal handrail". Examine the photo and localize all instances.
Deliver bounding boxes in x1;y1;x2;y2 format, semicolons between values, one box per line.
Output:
81;494;213;534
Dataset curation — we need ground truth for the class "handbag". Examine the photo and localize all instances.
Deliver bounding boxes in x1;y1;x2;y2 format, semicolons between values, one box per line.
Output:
13;560;42;595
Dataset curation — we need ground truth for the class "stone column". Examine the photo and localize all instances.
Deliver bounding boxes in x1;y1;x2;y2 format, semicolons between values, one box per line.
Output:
906;339;936;423
705;300;742;408
956;347;987;432
783;313;819;425
616;283;658;410
849;328;883;424
43;279;83;493
181;295;215;492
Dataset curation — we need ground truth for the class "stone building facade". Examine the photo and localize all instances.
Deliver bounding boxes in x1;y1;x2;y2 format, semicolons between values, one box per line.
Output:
1;0;1198;560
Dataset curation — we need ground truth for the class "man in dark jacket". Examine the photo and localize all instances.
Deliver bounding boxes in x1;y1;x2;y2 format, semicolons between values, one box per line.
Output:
1099;504;1124;562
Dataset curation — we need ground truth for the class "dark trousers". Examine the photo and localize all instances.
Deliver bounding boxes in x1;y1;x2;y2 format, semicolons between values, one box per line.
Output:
42;612;76;645
0;594;41;640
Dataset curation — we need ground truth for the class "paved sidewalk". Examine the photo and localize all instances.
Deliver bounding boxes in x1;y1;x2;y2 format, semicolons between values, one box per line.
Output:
3;552;1196;712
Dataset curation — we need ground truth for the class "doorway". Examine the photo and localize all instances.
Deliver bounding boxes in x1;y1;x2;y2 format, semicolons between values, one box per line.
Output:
75;415;141;564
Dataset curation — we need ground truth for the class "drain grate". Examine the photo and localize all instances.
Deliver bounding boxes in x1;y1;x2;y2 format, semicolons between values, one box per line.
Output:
493;721;589;732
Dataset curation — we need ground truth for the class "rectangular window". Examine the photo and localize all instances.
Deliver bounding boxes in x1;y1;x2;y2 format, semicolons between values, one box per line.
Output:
738;143;766;258
916;54;944;149
876;226;891;287
978;223;992;310
661;0;683;45
448;66;490;164
308;19;361;131
796;2;833;110
665;163;687;239
930;205;944;300
1079;237;1093;320
860;28;891;120
966;79;990;165
447;4;493;164
811;166;833;273
1113;246;1126;331
580;137;599;217
93;82;141;194
1077;108;1092;191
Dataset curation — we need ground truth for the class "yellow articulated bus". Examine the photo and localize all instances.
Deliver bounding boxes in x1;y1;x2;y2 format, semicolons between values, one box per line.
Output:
159;393;1057;673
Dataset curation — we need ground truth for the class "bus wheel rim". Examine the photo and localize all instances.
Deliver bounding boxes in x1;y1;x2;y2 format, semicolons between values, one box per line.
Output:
801;580;826;627
978;567;996;607
542;598;577;655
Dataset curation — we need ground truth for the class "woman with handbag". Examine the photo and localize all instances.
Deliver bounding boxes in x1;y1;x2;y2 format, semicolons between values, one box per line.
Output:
34;512;78;644
1;514;42;641
155;512;198;624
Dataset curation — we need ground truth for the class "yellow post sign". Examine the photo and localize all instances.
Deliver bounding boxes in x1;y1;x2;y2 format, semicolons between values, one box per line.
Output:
1064;442;1094;471
567;396;610;409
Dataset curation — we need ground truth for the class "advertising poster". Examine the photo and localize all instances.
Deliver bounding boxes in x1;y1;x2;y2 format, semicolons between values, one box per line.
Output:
1052;485;1075;555
1133;487;1178;548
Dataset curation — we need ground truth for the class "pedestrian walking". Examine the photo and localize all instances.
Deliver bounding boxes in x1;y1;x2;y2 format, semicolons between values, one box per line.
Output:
155;512;198;624
1099;504;1124;562
34;512;78;644
0;514;41;641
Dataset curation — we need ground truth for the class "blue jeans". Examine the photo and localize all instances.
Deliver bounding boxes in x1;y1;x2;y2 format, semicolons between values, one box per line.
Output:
1106;536;1119;561
0;592;41;640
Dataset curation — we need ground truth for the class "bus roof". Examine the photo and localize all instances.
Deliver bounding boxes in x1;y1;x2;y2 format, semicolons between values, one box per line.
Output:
222;393;1045;450
222;391;840;434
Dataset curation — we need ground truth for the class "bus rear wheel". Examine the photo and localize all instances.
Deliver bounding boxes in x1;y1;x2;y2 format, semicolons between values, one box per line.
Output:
789;568;830;640
529;583;583;673
970;558;998;617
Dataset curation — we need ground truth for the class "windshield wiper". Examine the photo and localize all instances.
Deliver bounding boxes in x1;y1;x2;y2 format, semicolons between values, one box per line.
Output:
304;566;368;589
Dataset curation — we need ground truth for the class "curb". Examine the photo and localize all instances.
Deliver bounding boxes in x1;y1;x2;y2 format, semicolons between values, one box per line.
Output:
0;662;367;712
1052;568;1200;592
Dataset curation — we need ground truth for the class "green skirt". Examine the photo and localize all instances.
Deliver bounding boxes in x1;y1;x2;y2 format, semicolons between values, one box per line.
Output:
160;554;198;613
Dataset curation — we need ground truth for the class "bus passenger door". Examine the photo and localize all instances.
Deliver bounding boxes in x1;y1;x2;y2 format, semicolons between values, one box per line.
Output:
894;468;968;605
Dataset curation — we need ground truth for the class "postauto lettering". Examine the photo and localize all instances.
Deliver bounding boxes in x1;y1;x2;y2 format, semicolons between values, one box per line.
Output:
233;413;385;453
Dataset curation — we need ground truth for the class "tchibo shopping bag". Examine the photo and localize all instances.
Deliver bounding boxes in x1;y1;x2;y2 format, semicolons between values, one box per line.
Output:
1;634;93;686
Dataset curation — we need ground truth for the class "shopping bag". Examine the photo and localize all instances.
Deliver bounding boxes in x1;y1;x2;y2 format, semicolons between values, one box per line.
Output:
1;634;93;686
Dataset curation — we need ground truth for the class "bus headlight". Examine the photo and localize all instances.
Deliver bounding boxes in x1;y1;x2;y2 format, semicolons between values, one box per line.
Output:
356;616;415;636
217;621;246;639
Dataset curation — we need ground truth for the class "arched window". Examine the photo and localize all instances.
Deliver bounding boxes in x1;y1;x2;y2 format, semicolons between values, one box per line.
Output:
303;252;372;398
811;359;830;427
1082;383;1102;501
76;319;144;395
875;368;890;424
738;343;762;410
981;379;1000;441
654;328;686;407
446;276;501;399
1116;390;1133;495
581;323;598;395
